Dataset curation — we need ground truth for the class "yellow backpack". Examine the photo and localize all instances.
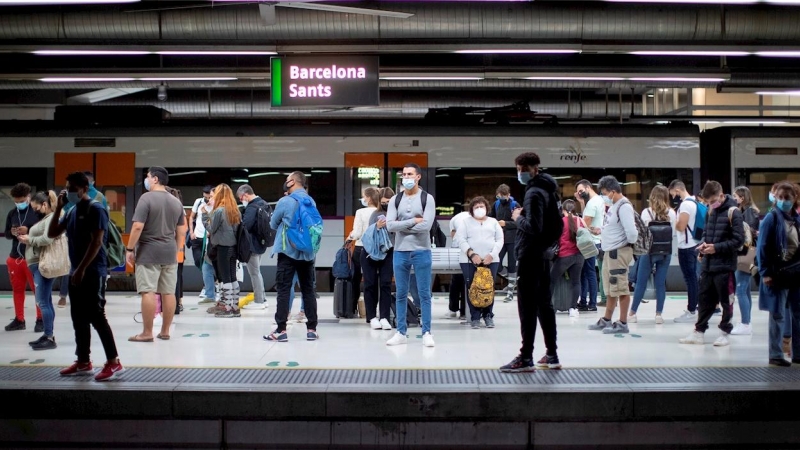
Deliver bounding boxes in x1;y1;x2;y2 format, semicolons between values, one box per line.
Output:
469;266;495;308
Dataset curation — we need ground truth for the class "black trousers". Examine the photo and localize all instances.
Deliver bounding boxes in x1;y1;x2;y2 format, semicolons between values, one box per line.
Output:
214;245;236;284
275;253;318;332
695;271;735;334
191;238;204;270
69;272;118;363
516;257;558;359
449;273;466;316
499;242;518;273
361;249;393;322
352;246;364;304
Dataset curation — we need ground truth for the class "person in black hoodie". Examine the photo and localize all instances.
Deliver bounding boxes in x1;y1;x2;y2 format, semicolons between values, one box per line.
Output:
237;184;272;310
500;152;564;373
5;182;43;332
679;181;744;347
490;184;519;303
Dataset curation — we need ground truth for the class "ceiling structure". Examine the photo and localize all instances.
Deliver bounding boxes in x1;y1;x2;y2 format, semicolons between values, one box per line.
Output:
1;0;800;121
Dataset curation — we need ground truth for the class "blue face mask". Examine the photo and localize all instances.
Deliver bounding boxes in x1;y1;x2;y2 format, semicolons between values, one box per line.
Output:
360;198;368;207
769;192;776;204
777;199;794;213
15;201;28;211
144;178;151;191
518;171;531;185
602;195;613;206
67;192;81;205
401;178;416;190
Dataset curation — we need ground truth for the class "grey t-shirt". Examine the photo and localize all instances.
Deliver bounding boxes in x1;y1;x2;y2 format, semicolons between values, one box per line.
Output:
132;190;185;265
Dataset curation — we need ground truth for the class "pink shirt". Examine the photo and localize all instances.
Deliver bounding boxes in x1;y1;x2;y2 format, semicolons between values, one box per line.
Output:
558;215;582;258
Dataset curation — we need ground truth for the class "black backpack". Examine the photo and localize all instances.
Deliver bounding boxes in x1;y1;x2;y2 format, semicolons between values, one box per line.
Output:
646;209;673;256
235;223;253;263
394;190;445;247
541;190;564;249
254;202;276;248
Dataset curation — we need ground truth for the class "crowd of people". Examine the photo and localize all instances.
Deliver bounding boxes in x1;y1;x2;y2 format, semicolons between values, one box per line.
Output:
5;155;800;382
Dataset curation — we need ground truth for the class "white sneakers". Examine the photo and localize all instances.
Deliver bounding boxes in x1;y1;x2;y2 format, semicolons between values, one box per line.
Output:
673;310;697;323
679;331;705;345
714;332;730;347
379;319;392;330
627;313;638;323
655;314;664;325
731;323;752;335
443;311;457;319
569;308;579;318
370;318;382;330
242;302;266;310
386;332;408;346
386;331;435;347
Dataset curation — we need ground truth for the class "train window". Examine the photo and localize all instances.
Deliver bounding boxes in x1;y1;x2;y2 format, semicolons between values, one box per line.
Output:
0;169;48;234
153;168;337;216
755;147;798;156
744;170;800;214
435;168;693;217
102;187;128;233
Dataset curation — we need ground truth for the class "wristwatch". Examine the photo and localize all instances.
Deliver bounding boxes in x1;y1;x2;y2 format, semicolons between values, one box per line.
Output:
126;248;134;252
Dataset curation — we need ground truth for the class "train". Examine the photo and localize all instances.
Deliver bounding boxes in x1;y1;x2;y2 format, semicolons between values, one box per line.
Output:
0;120;797;292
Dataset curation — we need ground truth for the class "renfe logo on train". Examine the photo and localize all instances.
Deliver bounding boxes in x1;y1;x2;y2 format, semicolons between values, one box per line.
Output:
271;56;379;108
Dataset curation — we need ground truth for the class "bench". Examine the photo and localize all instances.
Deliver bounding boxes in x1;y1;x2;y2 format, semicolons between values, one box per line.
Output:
430;247;462;274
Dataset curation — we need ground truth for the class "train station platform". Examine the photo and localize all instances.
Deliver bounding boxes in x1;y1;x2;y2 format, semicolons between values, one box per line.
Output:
2;292;800;449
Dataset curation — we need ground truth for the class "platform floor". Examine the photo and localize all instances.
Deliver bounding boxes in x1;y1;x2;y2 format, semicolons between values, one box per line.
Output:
0;290;778;371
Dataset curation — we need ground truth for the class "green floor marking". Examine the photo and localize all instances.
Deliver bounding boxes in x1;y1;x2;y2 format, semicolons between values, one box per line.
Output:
0;295;11;299
266;361;280;367
190;308;198;311
199;333;209;337
10;359;27;364
5;307;12;310
415;335;422;339
286;362;299;367
631;334;642;338
614;334;625;338
29;359;44;364
182;333;194;337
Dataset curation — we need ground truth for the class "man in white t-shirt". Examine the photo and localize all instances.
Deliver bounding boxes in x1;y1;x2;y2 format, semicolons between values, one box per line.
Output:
575;180;606;311
669;180;701;323
188;185;216;303
445;209;471;319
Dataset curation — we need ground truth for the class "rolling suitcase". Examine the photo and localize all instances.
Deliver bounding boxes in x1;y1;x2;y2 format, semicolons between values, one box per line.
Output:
551;273;572;312
333;278;356;319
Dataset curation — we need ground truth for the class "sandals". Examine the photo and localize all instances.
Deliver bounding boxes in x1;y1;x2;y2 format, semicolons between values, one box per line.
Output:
157;334;170;341
128;334;154;343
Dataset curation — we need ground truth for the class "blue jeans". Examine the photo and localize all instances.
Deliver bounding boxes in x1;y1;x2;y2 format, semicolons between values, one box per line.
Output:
631;254;671;314
461;262;499;321
29;264;56;337
735;270;753;325
394;250;432;335
580;256;598;308
678;246;700;313
288;272;304;311
769;288;800;360
59;275;69;298
201;260;215;298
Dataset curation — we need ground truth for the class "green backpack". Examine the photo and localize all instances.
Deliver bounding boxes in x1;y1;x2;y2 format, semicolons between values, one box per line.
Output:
91;200;125;269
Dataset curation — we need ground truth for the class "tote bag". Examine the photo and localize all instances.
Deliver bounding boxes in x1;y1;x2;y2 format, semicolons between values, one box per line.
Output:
39;233;71;279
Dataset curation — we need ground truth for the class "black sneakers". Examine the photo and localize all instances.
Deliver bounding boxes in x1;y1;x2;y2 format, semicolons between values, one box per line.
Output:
5;318;25;331
34;319;44;333
29;334;48;346
499;355;535;373
31;336;57;351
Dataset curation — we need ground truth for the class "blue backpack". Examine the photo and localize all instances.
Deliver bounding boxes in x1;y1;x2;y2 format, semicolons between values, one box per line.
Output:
494;197;518;213
332;242;354;279
284;192;323;255
687;199;708;241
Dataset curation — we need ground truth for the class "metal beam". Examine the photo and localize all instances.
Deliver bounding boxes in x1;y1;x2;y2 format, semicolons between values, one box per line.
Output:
67;87;148;104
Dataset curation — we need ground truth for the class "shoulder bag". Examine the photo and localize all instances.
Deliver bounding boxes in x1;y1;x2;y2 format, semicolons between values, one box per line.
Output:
39;232;71;279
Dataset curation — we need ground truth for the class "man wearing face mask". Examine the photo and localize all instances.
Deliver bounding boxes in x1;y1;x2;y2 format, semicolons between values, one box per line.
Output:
668;180;703;323
500;153;563;373
575;179;605;311
679;181;744;347
237;184;272;311
490;184;519;303
385;163;437;348
83;172;108;211
190;185;216;304
5;182;43;332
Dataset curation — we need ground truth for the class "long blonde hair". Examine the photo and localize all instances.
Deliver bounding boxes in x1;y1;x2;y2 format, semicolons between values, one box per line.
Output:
649;185;671;221
211;184;241;226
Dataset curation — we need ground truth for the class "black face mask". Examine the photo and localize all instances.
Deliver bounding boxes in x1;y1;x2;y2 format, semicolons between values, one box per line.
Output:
670;195;682;208
203;198;209;204
578;191;590;202
282;181;292;193
380;202;389;210
499;198;509;205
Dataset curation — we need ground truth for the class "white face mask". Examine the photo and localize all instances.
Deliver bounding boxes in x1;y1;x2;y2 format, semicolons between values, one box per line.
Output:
473;207;487;219
360;198;368;207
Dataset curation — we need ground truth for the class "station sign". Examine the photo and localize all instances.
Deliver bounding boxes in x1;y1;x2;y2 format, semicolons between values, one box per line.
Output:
270;56;380;108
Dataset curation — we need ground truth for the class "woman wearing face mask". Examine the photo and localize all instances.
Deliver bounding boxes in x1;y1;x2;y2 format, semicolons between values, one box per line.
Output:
17;191;60;349
347;187;380;320
729;186;760;335
551;200;587;318
456;196;504;329
362;187;396;330
757;182;800;366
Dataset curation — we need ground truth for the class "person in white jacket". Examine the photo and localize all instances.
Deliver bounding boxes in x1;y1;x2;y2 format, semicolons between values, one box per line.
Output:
347;187;379;312
456;196;504;329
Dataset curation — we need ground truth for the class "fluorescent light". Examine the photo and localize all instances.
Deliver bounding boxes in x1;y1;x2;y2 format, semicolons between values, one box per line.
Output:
0;0;139;4
607;0;756;3
455;49;580;54
157;51;277;56
693;120;787;124
169;171;207;177
756;91;800;96
310;170;331;173
231;179;249;183
630;51;750;56
628;77;726;82
138;77;238;81
39;77;136;82
756;51;800;57
33;50;150;56
248;172;280;178
381;76;483;80
525;76;625;81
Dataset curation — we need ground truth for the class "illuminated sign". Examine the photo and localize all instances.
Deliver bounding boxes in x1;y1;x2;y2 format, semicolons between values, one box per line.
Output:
357;167;381;186
271;56;379;107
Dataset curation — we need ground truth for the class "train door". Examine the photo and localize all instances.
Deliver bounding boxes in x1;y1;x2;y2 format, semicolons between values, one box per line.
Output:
343;153;428;240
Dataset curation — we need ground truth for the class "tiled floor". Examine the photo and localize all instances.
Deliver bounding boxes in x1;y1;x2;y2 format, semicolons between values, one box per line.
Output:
0;291;772;370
